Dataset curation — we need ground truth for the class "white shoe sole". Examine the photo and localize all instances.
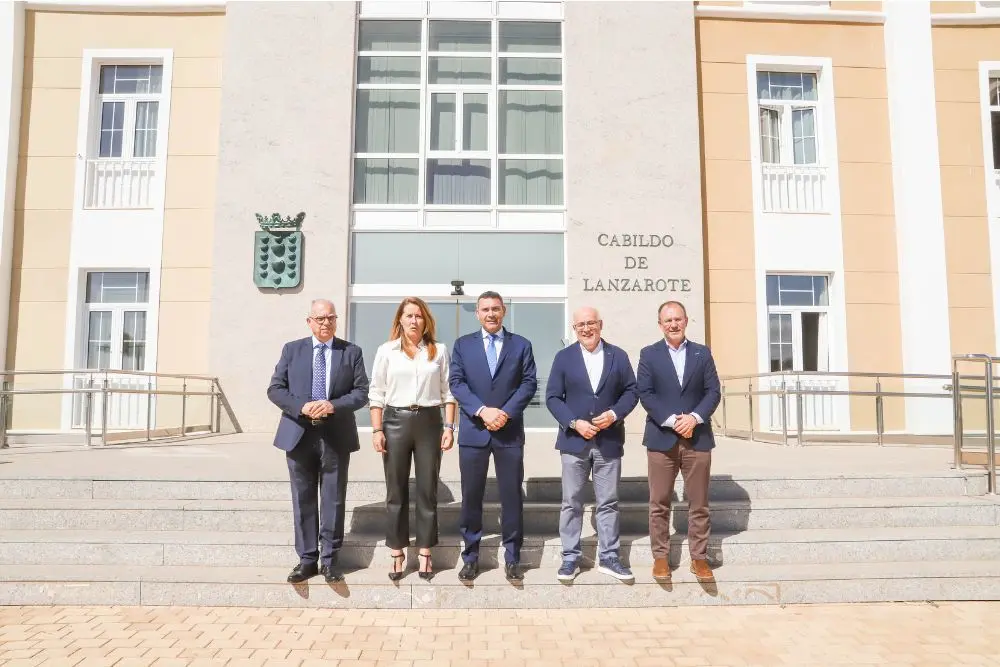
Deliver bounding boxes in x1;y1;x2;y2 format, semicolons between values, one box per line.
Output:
556;567;579;582
598;565;635;581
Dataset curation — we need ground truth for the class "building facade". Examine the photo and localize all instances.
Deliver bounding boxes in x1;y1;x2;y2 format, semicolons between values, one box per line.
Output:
0;0;996;438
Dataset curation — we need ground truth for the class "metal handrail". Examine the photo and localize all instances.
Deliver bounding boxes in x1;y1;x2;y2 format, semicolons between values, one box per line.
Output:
952;354;997;494
715;370;954;449
0;368;219;382
0;374;240;450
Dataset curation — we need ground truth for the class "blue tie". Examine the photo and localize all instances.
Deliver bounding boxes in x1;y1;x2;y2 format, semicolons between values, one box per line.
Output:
312;343;327;400
486;333;498;377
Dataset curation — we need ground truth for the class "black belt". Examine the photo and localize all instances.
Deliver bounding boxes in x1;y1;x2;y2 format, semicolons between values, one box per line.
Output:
386;404;439;412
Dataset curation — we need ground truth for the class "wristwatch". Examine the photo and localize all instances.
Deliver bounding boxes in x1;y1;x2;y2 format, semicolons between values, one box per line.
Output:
569;419;578;430
444;423;455;431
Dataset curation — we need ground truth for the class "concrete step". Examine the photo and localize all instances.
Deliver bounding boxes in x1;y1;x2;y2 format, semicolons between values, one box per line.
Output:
0;496;995;533
0;470;986;501
4;560;1000;608
2;525;999;569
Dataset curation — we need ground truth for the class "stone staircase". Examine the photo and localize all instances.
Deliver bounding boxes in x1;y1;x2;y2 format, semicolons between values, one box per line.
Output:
1;467;999;608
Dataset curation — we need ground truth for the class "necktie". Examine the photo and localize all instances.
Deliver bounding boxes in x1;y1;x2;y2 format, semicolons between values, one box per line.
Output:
312;343;326;400
486;334;498;377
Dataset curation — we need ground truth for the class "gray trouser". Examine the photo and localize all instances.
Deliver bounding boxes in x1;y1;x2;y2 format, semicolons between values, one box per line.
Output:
559;444;622;563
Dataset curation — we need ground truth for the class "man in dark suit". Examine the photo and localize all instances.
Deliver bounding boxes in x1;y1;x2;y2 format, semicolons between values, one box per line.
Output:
636;300;721;584
449;290;538;582
546;306;639;583
266;298;369;584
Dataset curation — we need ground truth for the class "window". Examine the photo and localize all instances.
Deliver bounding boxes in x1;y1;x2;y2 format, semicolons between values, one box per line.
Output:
988;75;1000;169
84;63;165;209
349;299;564;427
95;65;163;160
757;71;819;166
82;271;150;372
766;274;829;373
353;17;564;212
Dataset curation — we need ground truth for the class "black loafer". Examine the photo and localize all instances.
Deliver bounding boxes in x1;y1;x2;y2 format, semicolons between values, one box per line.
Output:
505;562;523;582
287;563;318;583
320;564;344;583
458;561;479;581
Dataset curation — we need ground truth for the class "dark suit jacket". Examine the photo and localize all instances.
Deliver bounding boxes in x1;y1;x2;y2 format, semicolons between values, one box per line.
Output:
448;328;538;448
266;336;369;453
545;340;639;459
636;339;721;452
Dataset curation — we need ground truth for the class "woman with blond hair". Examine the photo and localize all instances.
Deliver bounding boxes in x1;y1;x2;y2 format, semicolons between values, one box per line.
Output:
368;297;457;580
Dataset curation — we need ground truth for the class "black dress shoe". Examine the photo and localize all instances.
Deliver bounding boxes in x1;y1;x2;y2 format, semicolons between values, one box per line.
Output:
458;561;479;581
320;563;344;583
504;562;523;582
287;563;318;583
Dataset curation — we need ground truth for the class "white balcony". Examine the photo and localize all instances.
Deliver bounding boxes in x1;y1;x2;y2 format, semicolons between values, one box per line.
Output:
84;158;157;210
760;164;828;214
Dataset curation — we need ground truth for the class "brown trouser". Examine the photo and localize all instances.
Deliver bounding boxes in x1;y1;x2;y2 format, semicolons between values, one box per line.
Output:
647;437;711;561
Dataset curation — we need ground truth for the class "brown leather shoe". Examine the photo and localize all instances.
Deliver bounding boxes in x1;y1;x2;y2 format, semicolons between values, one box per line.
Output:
690;559;714;582
652;558;671;582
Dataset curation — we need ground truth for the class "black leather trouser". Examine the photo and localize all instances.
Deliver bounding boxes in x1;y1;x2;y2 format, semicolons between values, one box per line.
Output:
382;406;443;549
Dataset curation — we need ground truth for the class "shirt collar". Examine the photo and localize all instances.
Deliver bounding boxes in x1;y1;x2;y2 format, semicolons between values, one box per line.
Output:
482;328;504;341
665;338;688;352
580;340;604;355
391;337;426;351
312;336;331;349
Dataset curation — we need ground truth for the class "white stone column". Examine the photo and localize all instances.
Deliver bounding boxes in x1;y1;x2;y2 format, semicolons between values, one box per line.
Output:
883;0;953;434
0;2;24;372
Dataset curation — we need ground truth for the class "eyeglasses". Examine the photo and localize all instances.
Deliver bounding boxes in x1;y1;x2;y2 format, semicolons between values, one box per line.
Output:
310;315;338;324
573;321;601;330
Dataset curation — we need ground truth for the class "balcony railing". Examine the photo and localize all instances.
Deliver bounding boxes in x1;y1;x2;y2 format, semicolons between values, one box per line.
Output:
760;163;828;214
84;158;157;209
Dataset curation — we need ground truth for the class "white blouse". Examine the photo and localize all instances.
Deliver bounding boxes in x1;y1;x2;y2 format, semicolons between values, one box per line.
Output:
368;338;456;409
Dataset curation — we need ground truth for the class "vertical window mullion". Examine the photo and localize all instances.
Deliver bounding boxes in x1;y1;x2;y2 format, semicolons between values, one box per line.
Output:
779;105;793;165
123;99;137;161
456;90;465;154
491;16;499;217
791;311;804;372
419;17;429;220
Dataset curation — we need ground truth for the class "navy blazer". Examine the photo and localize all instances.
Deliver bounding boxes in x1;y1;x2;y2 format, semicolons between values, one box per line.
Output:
545;340;639;459
448;328;538;448
636;339;721;452
266;336;369;453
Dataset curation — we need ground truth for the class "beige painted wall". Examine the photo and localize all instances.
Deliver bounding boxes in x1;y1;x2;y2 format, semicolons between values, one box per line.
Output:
931;1;977;13
696;17;904;431
932;25;998;356
9;10;223;431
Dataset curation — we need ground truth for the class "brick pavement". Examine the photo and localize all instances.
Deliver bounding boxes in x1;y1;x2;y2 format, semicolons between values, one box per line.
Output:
1;602;999;666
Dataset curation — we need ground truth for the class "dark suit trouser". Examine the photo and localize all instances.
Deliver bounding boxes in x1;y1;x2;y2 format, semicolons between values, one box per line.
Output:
286;429;350;567
647;437;711;561
459;443;524;565
382;406;443;549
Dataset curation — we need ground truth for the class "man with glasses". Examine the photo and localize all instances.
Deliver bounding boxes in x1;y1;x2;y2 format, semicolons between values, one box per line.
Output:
545;306;639;582
267;299;369;584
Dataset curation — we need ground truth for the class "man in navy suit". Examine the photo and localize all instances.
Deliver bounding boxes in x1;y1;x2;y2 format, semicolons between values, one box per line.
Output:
546;306;639;583
449;291;538;582
266;299;369;584
636;300;721;584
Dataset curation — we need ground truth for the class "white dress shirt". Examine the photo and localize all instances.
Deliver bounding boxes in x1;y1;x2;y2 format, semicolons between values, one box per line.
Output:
482;328;504;356
580;340;604;393
368;338;455;409
311;335;333;397
663;338;703;428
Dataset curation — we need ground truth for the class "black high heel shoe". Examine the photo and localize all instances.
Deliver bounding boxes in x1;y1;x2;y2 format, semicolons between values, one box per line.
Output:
388;553;405;581
418;552;434;580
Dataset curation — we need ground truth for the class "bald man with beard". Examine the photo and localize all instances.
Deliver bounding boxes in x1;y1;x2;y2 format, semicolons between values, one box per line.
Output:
545;306;639;582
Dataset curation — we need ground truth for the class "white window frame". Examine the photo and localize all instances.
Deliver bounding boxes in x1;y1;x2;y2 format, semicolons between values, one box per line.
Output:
766;274;831;374
353;9;566;230
744;0;829;9
755;70;821;167
79;271;151;373
92;64;164;161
